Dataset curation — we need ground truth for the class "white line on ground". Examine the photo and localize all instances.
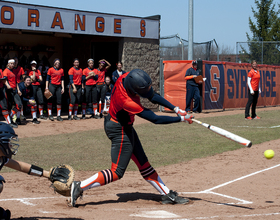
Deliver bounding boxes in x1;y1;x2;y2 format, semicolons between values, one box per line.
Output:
181;164;280;205
234;125;280;128
172;212;280;220
0;196;56;206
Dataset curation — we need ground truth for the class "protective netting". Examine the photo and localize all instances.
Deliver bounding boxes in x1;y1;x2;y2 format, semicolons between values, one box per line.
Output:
237;41;280;65
160;34;214;61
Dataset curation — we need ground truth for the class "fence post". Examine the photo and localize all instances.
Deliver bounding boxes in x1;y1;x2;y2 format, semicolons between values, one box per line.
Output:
159;58;164;112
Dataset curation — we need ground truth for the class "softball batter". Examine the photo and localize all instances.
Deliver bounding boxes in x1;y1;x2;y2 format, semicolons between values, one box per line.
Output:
70;69;193;207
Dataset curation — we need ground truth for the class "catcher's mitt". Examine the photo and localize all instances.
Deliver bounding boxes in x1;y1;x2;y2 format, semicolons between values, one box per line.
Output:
44;89;53;99
194;75;203;84
49;164;75;197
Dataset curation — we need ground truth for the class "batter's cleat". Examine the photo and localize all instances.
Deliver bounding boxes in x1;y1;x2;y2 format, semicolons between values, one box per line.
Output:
253;116;261;119
57;116;63;121
70;181;83;207
161;190;189;205
39;115;48;120
49;115;54;121
245;116;252;120
73;115;80;120
82;114;86;119
9;121;18;128
32;118;40;124
16;118;22;125
68;115;72;120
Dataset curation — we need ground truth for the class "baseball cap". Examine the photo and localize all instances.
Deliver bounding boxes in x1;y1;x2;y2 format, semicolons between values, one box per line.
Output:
30;60;37;65
192;60;197;65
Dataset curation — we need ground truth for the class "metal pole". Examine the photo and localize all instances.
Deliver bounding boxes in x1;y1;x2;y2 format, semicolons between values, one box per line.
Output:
188;0;193;60
159;58;164;112
261;40;263;64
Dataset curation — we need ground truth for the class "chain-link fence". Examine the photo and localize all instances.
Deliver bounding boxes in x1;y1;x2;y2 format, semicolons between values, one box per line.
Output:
236;41;280;65
160;34;218;61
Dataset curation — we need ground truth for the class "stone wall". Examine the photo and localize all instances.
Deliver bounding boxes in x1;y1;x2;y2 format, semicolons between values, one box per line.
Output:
120;38;160;109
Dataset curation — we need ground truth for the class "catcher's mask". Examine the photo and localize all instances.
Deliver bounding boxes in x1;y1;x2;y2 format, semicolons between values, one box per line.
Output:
123;69;154;99
0;122;19;158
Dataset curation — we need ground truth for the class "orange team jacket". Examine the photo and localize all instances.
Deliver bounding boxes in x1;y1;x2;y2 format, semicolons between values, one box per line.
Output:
248;69;260;91
28;69;42;86
83;68;97;86
69;67;83;86
47;67;64;85
13;66;25;83
94;68;106;84
3;68;17;89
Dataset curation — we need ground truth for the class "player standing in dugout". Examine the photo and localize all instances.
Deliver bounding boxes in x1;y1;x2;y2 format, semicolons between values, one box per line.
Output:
45;59;65;121
68;58;84;120
70;69;194;207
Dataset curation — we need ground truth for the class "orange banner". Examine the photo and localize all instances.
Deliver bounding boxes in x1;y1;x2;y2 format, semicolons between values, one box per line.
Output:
163;60;280;110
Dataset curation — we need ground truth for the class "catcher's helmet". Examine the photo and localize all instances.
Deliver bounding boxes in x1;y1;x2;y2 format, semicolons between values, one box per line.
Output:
0;122;19;158
124;69;154;98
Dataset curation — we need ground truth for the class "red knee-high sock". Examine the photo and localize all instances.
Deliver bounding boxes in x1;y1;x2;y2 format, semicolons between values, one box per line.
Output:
74;104;79;116
69;104;74;116
131;155;170;195
82;103;86;115
80;169;119;191
2;110;11;124
93;103;97;115
39;105;44;116
48;103;52;116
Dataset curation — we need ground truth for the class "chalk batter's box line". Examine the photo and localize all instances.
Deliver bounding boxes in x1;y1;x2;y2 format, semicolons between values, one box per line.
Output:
181;163;280;205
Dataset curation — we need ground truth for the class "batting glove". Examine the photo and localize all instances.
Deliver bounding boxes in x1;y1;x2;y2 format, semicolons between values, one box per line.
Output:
180;114;194;124
174;106;187;116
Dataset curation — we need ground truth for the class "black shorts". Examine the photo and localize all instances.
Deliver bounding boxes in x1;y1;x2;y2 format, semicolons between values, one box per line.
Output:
96;83;106;103
6;89;22;110
32;85;44;105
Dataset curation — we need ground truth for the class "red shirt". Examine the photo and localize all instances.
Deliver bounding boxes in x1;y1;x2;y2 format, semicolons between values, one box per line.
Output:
47;67;64;85
13;66;24;83
0;69;3;88
28;69;42;86
109;72;144;125
69;67;83;86
248;69;260;91
83;68;97;86
3;68;17;89
95;68;106;84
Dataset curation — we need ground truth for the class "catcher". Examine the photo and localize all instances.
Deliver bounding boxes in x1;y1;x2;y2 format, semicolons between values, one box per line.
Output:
0;122;74;219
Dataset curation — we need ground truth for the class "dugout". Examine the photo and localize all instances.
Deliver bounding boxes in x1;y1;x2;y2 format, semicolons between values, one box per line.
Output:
0;2;160;111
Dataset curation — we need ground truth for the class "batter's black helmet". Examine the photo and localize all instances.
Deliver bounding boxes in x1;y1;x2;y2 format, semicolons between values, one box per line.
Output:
0;122;19;158
124;69;154;98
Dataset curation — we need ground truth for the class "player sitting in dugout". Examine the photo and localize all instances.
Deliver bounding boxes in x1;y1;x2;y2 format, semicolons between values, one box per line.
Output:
18;76;40;124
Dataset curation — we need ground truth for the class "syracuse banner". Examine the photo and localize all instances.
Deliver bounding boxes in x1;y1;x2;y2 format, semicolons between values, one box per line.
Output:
164;60;280;110
0;2;159;39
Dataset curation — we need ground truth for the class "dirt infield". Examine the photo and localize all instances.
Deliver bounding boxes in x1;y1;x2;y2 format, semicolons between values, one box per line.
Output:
1;107;280;220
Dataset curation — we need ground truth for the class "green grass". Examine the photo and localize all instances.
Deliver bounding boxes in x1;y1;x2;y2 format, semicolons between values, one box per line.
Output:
2;109;280;172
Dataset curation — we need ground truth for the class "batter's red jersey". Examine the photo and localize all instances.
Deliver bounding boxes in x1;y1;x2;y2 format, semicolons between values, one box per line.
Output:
109;72;144;125
47;67;64;85
28;69;42;86
95;68;106;83
3;68;17;89
248;69;260;91
13;66;24;83
68;67;82;85
83;68;97;86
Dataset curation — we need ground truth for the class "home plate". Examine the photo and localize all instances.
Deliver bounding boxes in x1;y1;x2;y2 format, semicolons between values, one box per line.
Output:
130;210;181;218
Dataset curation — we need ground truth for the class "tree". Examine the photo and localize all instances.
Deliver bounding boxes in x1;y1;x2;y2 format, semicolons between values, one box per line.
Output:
243;0;280;65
